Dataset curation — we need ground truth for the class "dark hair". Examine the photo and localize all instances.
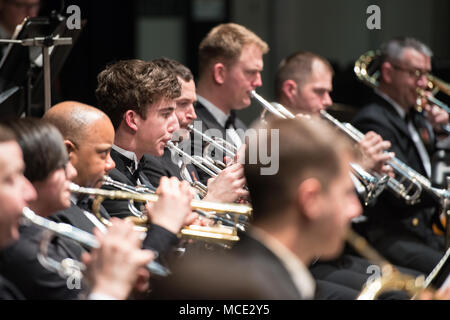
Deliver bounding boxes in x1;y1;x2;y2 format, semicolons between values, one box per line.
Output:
244;117;353;222
275;51;334;100
0;124;16;143
152;57;194;82
95;59;181;129
1;118;68;182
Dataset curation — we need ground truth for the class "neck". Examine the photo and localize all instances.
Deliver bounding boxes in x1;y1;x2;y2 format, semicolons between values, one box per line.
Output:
28;200;53;218
197;78;232;115
114;127;142;160
378;83;411;112
253;210;315;266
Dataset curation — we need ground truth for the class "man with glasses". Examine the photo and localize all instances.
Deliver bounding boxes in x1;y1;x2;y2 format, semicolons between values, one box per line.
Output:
352;37;449;274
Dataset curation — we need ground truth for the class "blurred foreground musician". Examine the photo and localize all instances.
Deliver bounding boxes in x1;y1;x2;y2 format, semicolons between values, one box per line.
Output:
193;23;268;185
143;58;248;203
352;37;448;274
155;117;362;299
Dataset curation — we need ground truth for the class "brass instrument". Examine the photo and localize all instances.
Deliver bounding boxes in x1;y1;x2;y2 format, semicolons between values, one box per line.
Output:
69;183;252;217
166;141;221;178
22;207;170;277
102;176;248;232
320;110;424;205
354;50;450;117
187;123;237;158
350;162;389;206
250;90;389;205
346;228;435;300
102;175;154;218
69;183;250;246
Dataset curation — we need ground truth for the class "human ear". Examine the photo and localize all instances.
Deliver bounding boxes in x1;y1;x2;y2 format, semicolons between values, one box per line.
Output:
124;110;139;132
297;178;324;221
213;63;226;85
64;140;79;169
380;62;393;84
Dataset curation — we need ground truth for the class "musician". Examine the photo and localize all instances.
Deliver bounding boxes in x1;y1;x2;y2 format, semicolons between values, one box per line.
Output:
44;101;192;263
155;117;363;299
193;23;269;184
143;58;248;203
352;37;449;274
275;51;393;175
0;118;154;300
274;51;421;299
0;124;35;299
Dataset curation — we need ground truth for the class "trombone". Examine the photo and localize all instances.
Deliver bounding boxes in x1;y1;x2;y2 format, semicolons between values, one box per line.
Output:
22;207;171;278
355;50;450;130
250;90;389;205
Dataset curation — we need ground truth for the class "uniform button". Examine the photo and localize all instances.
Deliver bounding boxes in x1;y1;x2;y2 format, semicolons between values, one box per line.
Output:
412;218;419;226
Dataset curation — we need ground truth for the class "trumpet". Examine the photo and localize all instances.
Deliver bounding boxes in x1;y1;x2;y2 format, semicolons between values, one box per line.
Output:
102;175;154;218
187;123;237;158
69;183;250;246
350;162;389;206
250;90;389;205
320;110;424;205
22;207;171;277
322;108;450;205
166;141;221;178
70;183;252;217
103;176;248;232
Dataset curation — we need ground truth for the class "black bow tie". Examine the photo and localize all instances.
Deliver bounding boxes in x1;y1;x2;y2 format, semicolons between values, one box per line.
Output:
225;111;236;129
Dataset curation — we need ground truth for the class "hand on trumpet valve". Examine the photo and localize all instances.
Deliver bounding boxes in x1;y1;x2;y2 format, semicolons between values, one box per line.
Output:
358;131;395;177
203;162;249;203
82;218;155;299
146;177;196;234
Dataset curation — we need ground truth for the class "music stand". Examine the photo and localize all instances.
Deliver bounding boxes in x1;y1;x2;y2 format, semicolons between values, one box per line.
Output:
0;15;82;117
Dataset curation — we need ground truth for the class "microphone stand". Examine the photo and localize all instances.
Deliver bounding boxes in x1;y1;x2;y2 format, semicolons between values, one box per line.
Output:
0;36;72;113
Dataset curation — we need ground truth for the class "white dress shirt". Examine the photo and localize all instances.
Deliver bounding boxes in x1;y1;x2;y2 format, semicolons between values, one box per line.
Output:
197;95;243;149
375;89;431;177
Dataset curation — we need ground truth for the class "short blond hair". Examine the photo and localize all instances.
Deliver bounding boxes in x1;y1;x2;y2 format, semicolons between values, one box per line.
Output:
198;23;269;76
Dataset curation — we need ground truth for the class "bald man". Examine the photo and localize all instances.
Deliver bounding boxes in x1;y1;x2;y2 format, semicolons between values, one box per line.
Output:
45;101;193;264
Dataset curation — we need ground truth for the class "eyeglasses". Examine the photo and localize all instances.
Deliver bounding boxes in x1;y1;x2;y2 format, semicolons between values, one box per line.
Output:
390;63;429;80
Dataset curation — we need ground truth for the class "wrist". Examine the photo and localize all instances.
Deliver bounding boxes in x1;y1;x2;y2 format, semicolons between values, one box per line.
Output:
91;278;131;300
152;215;183;234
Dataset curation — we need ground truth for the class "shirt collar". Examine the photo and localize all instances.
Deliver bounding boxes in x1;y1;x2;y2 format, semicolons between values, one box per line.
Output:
374;88;407;119
112;144;139;171
249;226;316;299
197;95;229;128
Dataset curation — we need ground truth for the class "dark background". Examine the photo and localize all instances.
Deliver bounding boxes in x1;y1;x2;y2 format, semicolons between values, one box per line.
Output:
2;0;450;124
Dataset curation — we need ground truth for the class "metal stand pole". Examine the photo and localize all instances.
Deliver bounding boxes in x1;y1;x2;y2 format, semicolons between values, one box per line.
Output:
0;37;72;113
